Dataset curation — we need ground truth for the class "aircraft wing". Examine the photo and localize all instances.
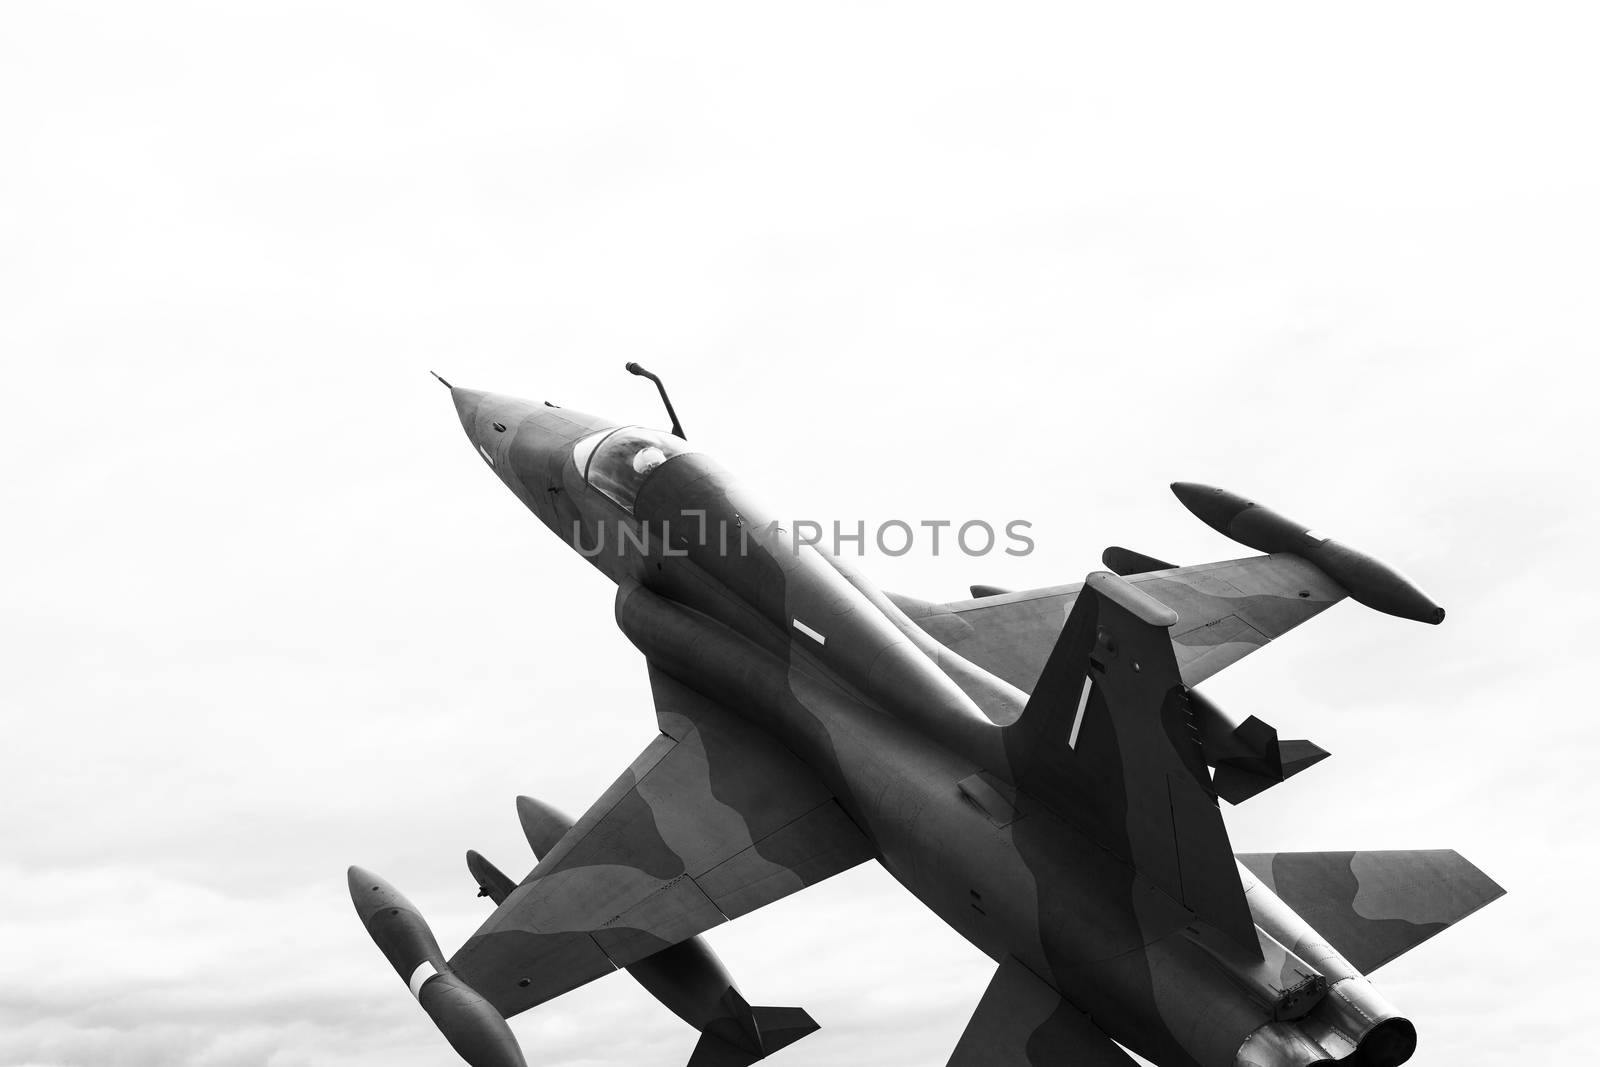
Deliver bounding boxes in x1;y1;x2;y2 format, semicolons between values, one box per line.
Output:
947;956;1138;1067
446;667;875;1019
896;554;1347;693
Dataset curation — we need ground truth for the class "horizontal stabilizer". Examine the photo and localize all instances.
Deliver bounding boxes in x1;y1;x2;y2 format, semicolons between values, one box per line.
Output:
1101;546;1177;576
466;850;517;905
688;1007;819;1067
1237;850;1505;972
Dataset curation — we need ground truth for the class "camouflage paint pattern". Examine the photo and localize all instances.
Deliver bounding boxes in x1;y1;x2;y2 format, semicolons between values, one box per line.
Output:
349;383;1502;1067
470;796;821;1065
1238;850;1505;974
889;553;1348;694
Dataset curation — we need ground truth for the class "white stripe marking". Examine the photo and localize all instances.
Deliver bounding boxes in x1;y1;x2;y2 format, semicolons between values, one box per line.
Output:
1068;680;1092;749
407;960;439;998
478;443;496;467
793;619;826;645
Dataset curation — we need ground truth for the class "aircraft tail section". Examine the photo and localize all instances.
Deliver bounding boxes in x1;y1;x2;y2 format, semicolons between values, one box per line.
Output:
1006;571;1257;950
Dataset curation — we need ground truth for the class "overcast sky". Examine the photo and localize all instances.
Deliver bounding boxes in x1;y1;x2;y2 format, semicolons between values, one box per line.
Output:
3;3;1596;1065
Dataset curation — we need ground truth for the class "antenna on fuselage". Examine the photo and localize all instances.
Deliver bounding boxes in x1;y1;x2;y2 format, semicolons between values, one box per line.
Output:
624;362;686;440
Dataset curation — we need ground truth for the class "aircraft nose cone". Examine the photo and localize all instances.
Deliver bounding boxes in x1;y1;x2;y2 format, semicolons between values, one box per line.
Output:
450;387;491;439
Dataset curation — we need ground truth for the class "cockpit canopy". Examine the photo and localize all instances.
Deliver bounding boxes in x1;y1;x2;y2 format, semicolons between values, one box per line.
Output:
571;426;694;511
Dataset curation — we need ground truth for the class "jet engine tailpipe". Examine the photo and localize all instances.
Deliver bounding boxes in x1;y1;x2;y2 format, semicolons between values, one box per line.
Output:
1236;1009;1415;1066
348;866;528;1067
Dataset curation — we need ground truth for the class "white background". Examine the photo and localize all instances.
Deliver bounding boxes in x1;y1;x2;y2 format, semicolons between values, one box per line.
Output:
2;3;1594;1065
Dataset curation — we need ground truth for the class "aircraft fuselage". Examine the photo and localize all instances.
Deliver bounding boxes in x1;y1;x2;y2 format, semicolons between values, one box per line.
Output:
447;388;1416;1067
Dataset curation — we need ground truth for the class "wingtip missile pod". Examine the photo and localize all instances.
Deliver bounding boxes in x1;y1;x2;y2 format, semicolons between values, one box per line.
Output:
347;866;528;1067
1170;482;1445;625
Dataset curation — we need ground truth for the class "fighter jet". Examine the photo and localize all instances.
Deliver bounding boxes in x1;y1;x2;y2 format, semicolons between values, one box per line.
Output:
349;366;1503;1067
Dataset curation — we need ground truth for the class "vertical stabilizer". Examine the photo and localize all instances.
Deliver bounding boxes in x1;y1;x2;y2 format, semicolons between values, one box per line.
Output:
1006;571;1257;950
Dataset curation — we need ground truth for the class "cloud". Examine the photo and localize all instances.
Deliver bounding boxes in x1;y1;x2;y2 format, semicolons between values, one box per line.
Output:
3;2;1595;1065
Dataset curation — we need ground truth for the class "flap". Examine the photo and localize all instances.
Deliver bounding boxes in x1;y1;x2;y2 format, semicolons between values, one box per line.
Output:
448;667;874;1017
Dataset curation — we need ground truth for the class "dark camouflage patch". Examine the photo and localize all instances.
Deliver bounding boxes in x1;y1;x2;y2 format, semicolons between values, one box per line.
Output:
1238;850;1505;973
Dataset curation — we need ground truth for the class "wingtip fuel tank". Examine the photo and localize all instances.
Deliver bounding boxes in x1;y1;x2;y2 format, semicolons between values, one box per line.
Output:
348;866;528;1067
1170;482;1445;625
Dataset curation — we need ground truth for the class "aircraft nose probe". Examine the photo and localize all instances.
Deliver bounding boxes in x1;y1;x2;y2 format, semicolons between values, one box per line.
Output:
347;866;527;1067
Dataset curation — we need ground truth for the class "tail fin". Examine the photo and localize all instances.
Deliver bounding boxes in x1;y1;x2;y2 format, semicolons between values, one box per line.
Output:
1237;849;1505;972
1007;571;1257;950
686;1006;819;1067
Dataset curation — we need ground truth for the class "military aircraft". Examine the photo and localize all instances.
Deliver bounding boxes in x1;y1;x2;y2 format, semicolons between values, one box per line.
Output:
349;366;1503;1067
